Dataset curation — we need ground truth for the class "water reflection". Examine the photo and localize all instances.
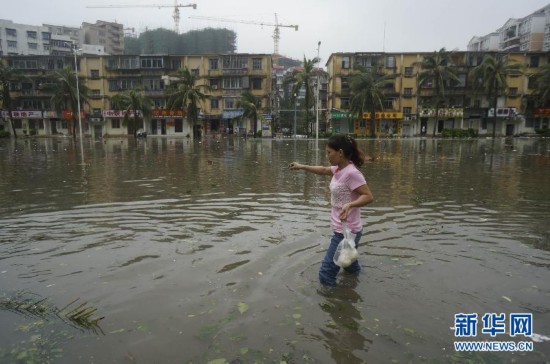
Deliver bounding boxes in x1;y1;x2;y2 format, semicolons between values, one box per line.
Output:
0;136;549;363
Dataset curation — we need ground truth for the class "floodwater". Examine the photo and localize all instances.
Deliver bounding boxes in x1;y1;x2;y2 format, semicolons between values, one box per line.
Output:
0;136;549;363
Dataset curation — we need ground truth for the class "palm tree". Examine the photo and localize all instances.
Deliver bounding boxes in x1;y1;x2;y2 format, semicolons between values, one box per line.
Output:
110;88;153;137
416;48;460;137
349;65;395;137
238;91;262;137
165;67;208;139
469;53;524;138
49;67;90;139
283;56;321;136
0;60;22;138
532;63;550;107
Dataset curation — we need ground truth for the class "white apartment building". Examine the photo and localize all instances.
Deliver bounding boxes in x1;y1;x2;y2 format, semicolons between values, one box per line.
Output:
0;19;123;56
468;4;550;52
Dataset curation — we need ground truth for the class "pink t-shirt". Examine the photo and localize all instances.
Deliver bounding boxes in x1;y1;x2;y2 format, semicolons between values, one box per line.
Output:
329;163;367;233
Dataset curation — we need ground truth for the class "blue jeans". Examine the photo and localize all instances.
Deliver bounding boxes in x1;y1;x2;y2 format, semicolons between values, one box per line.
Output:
319;229;362;287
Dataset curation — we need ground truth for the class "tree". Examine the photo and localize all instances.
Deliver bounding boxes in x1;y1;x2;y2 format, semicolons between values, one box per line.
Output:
0;60;22;138
532;63;550;107
349;65;395;137
238;91;262;137
49;67;90;139
165;67;208;139
416;48;460;137
469;53;524;138
110;88;153;137
283;56;321;136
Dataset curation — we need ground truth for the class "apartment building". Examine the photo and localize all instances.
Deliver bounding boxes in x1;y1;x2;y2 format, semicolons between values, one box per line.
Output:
1;53;273;138
82;21;124;55
326;51;549;137
468;4;550;52
0;19;123;57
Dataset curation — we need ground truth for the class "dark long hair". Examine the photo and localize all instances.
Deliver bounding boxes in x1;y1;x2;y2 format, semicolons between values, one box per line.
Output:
327;134;366;167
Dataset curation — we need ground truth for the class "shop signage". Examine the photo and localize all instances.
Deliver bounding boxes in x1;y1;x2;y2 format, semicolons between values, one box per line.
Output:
487;108;517;118
534;108;550;117
419;108;464;118
362;112;404;119
331;111;357;119
6;110;43;119
153;109;186;119
102;110;143;118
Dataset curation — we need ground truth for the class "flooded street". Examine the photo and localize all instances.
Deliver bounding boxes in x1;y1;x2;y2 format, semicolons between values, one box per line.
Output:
0;136;549;363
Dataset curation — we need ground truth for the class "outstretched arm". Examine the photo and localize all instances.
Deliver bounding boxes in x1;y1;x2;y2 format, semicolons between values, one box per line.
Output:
288;162;332;176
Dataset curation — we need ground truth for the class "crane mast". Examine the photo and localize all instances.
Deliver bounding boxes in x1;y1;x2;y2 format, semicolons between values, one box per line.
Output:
86;2;197;33
188;13;298;65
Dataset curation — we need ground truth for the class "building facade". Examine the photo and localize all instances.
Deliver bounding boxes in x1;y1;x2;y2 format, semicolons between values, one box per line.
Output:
0;19;123;57
468;4;550;52
1;53;273;138
326;51;550;138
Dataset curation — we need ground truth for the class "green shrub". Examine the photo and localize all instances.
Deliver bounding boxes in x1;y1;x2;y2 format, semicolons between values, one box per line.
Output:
535;128;550;137
441;128;478;138
0;131;10;138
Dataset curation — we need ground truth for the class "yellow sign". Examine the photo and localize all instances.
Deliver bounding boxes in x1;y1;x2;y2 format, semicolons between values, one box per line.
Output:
362;112;403;119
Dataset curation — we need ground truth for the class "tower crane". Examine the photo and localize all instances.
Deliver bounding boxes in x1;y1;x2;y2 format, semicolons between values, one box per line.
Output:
188;13;298;65
86;2;197;33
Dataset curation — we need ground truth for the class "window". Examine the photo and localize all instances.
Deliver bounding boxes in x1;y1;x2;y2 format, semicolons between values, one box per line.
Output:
509;87;518;96
403;107;412;115
386;56;396;69
342;56;350;69
209;58;219;70
340;97;350;108
141;58;163;68
191;68;199;77
251;78;262;90
92;108;102;117
210;79;219;89
210;99;219;109
224;98;237;109
222;77;242;89
528;76;536;89
27;31;37;39
111;119;121;128
223;55;247;69
90;69;100;79
383;98;394;109
252;58;262;70
341;77;350;90
28;43;38;50
42;32;51;41
529;55;539;68
7;41;17;48
6;28;17;37
404;88;413;97
144;78;163;90
404;67;413;77
92;89;101;98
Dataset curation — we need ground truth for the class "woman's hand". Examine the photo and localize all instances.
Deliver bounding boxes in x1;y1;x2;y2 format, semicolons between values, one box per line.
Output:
339;203;351;221
288;162;303;170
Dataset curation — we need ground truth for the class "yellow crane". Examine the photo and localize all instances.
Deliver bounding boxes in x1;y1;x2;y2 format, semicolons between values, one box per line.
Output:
86;1;197;33
188;13;298;65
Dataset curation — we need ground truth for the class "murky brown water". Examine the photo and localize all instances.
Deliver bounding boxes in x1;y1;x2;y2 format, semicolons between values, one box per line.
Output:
0;136;549;363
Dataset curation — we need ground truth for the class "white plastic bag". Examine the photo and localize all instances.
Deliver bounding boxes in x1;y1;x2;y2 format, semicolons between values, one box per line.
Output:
333;222;359;268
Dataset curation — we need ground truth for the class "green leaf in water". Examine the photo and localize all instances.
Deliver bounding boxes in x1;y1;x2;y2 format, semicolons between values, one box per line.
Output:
137;324;150;332
239;347;249;355
207;359;227;364
237;302;249;315
292;313;302;319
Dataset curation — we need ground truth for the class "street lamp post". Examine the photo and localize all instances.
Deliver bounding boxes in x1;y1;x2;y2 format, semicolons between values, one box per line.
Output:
293;93;297;137
69;43;84;164
315;41;321;148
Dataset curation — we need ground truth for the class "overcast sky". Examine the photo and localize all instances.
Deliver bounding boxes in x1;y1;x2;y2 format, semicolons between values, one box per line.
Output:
3;1;549;63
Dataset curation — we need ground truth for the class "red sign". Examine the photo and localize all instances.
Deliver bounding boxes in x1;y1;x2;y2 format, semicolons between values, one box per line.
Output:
62;110;87;120
152;109;186;119
10;110;43;119
534;108;550;117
